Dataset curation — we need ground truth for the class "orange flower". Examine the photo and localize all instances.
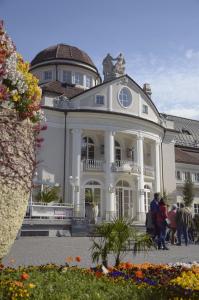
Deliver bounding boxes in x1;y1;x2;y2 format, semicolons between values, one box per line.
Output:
135;270;143;279
125;262;133;269
119;262;126;269
65;256;73;263
75;256;81;262
13;281;23;287
20;273;30;280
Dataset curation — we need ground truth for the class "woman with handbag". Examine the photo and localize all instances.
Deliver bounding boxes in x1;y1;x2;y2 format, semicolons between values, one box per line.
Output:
156;198;169;250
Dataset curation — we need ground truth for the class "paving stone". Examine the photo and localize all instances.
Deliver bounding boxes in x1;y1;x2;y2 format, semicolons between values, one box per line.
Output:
2;237;199;268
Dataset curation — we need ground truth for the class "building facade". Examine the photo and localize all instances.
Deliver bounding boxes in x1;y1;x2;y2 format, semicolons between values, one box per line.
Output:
30;44;199;223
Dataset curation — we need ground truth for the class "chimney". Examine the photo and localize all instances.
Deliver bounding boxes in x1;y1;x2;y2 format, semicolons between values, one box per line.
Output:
143;83;152;97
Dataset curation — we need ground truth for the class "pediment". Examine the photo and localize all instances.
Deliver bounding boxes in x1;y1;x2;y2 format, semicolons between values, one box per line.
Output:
70;75;160;124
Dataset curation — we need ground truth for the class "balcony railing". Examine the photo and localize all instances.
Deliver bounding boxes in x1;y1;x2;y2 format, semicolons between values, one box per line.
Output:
82;159;104;171
144;165;155;177
112;161;140;173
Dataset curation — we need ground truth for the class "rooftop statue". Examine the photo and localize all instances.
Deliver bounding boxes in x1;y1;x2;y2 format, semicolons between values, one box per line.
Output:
102;53;125;81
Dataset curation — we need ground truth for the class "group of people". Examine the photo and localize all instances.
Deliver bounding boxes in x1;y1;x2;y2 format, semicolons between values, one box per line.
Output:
146;193;195;250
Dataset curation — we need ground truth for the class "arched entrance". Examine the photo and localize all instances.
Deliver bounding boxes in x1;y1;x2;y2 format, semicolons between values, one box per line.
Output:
84;180;102;223
144;184;151;213
116;180;133;218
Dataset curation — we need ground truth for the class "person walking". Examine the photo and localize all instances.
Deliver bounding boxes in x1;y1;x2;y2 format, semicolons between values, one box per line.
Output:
156;198;169;250
176;203;192;246
150;193;160;241
168;204;178;245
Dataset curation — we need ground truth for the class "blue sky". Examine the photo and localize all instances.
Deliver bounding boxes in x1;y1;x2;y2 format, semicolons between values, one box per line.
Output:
1;0;199;119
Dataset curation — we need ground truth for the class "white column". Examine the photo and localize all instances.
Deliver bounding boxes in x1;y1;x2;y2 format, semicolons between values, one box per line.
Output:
72;128;82;217
155;140;161;193
105;130;115;221
136;135;145;222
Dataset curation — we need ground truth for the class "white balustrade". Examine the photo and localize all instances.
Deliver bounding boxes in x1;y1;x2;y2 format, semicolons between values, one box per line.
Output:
83;159;104;171
144;165;155;177
112;160;139;172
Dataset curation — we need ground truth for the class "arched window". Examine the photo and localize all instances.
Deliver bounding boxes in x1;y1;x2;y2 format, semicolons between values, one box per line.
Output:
116;180;130;187
84;180;101;218
81;137;94;160
115;140;121;161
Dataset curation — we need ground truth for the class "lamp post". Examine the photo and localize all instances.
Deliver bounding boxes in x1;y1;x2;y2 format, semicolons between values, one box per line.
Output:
69;176;79;216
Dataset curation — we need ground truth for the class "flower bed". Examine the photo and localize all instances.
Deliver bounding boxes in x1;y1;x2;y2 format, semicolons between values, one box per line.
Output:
0;260;199;299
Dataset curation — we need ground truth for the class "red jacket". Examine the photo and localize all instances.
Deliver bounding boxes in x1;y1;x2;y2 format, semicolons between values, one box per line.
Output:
156;204;168;225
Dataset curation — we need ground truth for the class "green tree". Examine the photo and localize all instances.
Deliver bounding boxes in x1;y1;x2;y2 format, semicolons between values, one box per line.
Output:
183;177;194;207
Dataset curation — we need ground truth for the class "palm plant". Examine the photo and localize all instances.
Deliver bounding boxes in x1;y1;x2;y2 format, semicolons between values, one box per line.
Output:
36;185;61;203
90;217;155;267
111;218;133;266
111;218;154;266
90;222;114;267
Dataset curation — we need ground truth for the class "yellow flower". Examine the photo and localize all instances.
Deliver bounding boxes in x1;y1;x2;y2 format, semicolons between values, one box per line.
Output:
28;283;36;289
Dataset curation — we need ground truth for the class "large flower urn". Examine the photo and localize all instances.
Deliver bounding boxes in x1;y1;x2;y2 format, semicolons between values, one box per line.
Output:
92;205;99;224
0;108;35;259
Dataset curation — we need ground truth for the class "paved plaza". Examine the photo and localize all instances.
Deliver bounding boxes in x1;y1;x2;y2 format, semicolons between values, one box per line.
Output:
2;237;199;268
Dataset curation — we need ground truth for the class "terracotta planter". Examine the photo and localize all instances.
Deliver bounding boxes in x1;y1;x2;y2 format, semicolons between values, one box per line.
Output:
0;108;35;259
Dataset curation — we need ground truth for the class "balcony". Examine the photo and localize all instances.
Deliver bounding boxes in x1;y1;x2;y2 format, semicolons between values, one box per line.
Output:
144;165;155;177
112;160;140;173
82;159;104;172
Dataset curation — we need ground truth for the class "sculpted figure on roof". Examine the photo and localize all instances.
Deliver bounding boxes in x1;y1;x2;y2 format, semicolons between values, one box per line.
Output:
102;53;114;78
102;53;125;81
114;53;125;75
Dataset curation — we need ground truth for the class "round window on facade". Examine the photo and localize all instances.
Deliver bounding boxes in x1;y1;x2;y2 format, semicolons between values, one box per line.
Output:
118;87;132;108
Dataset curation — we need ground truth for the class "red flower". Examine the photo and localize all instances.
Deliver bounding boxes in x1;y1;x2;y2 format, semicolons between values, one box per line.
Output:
20;273;30;280
95;271;103;278
75;256;81;262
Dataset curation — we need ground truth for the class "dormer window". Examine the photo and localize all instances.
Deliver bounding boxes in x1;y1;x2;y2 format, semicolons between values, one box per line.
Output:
74;72;83;85
96;95;104;105
86;75;92;88
63;71;71;83
181;128;191;135
44;71;52;81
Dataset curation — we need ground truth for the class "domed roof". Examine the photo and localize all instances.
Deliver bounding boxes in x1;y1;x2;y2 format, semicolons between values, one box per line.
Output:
31;44;97;70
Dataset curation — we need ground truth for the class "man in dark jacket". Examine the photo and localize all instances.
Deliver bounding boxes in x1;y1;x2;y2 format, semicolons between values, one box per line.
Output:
150;193;160;240
176;203;192;246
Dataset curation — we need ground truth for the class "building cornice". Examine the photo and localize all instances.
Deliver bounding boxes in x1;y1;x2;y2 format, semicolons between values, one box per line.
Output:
42;106;165;131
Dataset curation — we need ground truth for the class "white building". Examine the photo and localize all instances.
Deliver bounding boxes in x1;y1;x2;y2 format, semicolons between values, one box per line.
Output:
30;44;199;224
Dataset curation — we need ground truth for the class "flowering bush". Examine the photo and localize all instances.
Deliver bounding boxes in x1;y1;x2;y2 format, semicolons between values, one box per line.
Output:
0;21;45;260
1;260;199;299
0;20;43;122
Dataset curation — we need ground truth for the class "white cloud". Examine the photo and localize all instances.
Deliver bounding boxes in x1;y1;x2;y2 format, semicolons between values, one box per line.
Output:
125;51;199;120
185;49;199;60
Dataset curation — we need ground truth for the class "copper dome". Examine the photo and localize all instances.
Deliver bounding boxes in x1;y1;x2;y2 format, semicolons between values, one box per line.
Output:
31;44;97;70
